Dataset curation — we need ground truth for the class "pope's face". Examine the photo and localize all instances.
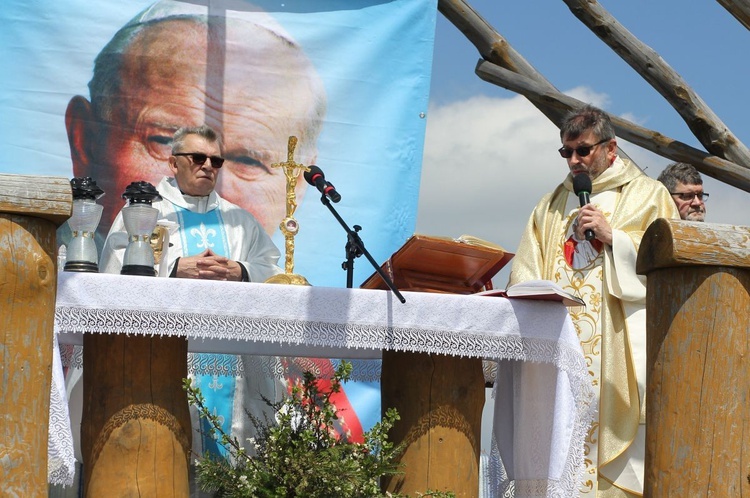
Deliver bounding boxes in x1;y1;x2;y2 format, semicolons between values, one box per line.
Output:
70;18;321;234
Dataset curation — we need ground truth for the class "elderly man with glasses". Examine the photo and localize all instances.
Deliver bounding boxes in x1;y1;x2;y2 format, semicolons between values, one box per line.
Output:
657;162;708;222
508;105;679;497
101;125;282;281
96;125;284;498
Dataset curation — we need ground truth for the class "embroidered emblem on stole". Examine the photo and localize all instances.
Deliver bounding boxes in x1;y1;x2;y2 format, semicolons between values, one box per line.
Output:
176;206;235;457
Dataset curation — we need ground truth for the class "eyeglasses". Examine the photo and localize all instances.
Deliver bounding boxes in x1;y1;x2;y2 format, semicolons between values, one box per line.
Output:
173;152;225;169
558;138;611;159
670;191;709;202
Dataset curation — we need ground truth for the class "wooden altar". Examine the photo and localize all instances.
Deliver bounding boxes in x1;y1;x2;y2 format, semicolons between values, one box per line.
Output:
55;272;591;497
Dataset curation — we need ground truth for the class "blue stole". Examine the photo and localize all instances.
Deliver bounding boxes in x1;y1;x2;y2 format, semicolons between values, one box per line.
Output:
176;206;235;458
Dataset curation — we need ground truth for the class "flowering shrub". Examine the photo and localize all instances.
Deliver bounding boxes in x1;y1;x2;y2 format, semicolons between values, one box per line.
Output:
185;361;455;498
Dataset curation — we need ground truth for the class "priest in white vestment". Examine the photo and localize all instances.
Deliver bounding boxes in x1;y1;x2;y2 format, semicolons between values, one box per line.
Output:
99;125;284;496
508;106;679;497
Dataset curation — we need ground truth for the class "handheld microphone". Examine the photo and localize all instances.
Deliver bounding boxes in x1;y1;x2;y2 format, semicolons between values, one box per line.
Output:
304;165;341;203
572;173;596;241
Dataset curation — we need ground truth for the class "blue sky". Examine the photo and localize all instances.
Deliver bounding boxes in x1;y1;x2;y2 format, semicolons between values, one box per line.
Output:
418;0;749;285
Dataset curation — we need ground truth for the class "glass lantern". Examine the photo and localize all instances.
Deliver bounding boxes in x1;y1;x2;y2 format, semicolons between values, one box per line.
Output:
120;181;162;276
64;177;105;272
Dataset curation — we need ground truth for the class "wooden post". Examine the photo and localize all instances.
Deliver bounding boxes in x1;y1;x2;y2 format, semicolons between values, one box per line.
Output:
636;219;750;496
381;351;483;497
82;334;192;497
0;174;72;495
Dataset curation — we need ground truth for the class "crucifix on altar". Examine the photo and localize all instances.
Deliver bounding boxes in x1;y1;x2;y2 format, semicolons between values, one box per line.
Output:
264;136;311;286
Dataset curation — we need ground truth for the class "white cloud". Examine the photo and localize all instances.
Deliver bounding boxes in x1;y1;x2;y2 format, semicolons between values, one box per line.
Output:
416;94;559;285
417;92;749;286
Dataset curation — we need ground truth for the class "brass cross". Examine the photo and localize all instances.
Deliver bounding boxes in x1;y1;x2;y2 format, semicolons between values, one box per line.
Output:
271;136;310;219
267;136;310;285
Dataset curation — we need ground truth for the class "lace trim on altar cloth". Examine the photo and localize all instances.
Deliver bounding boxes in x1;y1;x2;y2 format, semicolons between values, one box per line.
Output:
485;335;596;498
48;338;76;487
56;307;586;367
488;437;575;498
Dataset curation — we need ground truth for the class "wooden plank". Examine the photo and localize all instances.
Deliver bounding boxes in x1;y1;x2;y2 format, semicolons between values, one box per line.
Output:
0;173;72;225
638;218;750;496
82;334;191;497
645;266;750;496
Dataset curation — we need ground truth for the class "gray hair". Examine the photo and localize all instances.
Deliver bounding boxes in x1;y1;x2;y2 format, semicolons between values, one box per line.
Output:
172;125;223;154
559;104;616;142
657;162;703;192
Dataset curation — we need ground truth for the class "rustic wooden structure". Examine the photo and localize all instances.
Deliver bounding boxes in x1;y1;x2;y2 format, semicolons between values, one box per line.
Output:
636;219;750;496
381;352;484;497
0;173;72;495
439;0;750;188
82;334;192;496
373;236;509;497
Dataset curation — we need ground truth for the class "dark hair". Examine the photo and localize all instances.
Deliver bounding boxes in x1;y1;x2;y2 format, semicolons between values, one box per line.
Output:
559;104;616;142
657;162;703;192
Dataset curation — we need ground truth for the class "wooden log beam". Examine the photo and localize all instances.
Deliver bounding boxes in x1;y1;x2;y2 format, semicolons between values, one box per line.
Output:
437;0;569;126
438;0;750;191
0;173;72;225
636;219;750;496
476;60;750;193
0;174;71;495
381;351;483;497
562;0;750;167
717;0;750;30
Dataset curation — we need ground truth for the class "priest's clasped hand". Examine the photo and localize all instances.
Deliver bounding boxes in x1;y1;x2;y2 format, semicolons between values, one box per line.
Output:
175;248;244;281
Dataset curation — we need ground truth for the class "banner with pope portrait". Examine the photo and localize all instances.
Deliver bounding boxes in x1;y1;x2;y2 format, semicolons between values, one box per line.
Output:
0;0;437;448
0;0;437;289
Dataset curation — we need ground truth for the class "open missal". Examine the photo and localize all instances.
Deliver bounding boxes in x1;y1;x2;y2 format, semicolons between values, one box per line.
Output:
476;279;585;307
360;234;514;295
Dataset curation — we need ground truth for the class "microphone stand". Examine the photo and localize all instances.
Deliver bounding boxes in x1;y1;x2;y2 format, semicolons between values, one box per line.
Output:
318;194;406;304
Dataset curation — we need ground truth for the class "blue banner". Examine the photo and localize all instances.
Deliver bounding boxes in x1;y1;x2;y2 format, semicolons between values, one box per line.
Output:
0;0;437;288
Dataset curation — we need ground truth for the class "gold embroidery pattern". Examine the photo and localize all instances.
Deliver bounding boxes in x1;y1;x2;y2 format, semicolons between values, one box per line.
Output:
556;210;606;496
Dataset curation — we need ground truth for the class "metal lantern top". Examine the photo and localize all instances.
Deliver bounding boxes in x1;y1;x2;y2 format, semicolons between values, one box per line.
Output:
70;177;105;201
122;181;162;205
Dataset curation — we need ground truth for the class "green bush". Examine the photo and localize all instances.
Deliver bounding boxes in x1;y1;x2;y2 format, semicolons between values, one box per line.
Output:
184;360;455;498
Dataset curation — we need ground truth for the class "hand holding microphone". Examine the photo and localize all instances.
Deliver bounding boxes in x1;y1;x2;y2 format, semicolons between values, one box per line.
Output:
573;174;615;245
304;165;341;203
573;174;596;241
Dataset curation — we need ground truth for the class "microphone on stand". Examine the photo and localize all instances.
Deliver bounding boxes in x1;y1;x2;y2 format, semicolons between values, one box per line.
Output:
304;165;341;203
573;173;596;241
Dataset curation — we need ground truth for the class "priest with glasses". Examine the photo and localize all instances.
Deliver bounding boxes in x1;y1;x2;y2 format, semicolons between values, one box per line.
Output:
100;124;283;468
507;105;679;497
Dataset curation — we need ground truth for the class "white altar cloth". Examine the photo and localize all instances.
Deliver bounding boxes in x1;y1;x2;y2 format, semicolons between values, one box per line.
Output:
52;272;594;497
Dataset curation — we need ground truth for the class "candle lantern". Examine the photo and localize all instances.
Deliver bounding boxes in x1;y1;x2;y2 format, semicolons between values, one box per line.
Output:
64;177;105;272
120;181;162;276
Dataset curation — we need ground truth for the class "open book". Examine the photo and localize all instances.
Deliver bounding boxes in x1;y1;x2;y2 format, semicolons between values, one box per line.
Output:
476;279;585;307
360;234;513;294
